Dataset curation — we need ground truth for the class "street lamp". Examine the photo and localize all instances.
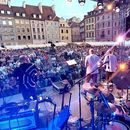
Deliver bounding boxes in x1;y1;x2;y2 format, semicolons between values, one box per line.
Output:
97;0;103;9
66;0;86;6
78;0;86;6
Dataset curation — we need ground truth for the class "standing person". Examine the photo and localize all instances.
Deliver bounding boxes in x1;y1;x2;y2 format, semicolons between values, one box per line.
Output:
103;50;118;81
85;48;100;86
12;55;39;101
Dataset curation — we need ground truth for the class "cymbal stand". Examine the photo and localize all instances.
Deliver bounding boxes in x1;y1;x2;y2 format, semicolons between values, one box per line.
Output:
89;98;95;130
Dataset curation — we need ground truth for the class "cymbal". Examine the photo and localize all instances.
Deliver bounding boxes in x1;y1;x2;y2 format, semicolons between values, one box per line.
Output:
95;102;116;114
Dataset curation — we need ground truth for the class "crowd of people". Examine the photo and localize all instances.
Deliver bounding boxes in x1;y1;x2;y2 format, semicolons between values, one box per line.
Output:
0;43;130;99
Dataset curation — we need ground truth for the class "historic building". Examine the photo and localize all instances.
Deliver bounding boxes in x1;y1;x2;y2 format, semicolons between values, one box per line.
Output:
43;5;60;43
79;19;85;42
12;3;32;45
68;17;81;42
95;9;120;41
59;18;71;43
0;4;16;46
84;10;96;42
0;2;60;46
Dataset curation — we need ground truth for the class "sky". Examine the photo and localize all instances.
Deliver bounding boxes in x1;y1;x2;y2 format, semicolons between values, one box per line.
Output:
10;0;97;20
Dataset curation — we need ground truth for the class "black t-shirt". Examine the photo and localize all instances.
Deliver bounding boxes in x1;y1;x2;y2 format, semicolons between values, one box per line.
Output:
13;63;38;89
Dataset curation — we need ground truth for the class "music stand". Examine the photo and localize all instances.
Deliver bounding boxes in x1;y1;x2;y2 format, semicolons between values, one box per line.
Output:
66;59;77;66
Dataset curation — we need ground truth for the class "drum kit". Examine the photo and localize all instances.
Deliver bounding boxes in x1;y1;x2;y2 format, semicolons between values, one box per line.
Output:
82;82;130;130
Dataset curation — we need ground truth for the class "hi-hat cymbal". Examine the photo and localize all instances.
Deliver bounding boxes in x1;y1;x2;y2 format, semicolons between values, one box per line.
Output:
95;102;116;114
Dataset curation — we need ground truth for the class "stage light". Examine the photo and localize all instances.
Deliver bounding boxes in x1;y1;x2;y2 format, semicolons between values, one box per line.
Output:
78;0;86;6
118;62;128;71
116;35;124;43
97;0;103;9
106;3;113;11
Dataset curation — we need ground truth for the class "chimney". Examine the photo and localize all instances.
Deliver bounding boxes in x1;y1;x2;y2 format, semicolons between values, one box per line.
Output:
22;1;26;8
7;0;11;8
51;5;55;13
38;2;43;14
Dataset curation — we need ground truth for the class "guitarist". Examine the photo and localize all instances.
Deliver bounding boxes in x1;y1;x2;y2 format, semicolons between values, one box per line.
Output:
12;55;39;101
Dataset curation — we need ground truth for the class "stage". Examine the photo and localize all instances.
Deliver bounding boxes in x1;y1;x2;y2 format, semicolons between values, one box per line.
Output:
0;82;129;130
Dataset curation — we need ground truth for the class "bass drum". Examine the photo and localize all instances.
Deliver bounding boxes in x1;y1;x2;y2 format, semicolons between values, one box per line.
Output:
105;120;129;130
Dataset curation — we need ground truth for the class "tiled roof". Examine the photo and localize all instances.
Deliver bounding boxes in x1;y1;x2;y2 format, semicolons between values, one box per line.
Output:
11;6;28;19
42;6;59;21
0;4;13;17
0;4;59;21
25;5;44;20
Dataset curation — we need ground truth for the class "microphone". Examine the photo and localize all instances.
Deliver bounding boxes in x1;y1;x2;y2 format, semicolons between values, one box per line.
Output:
99;91;110;109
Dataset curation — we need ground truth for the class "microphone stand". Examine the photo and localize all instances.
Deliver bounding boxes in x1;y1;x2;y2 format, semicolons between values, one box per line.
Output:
71;61;108;130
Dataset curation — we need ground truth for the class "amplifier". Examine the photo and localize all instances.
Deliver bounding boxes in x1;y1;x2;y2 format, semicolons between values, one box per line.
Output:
0;101;38;130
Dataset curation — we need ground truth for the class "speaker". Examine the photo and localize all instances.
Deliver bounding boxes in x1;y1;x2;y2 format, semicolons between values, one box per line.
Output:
0;101;38;130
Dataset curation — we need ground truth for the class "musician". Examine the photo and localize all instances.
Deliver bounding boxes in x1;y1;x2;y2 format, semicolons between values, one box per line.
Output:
12;55;39;101
103;50;117;81
85;48;100;86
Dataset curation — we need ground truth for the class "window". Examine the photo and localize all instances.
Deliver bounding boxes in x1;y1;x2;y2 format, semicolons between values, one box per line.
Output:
115;22;117;26
66;30;68;33
39;15;42;19
22;28;25;32
8;21;13;25
27;28;30;32
33;14;36;18
17;28;20;32
15;20;19;24
34;35;36;39
66;36;68;40
92;18;94;23
62;36;64;40
108;30;110;35
92;32;94;37
38;35;41;40
92;24;94;29
41;28;44;32
89;25;91;30
1;10;4;14
37;28;40;33
23;36;26;39
22;13;26;17
42;35;44;39
16;13;20;16
89;19;91;23
103;22;104;28
61;29;63;33
7;11;11;14
108;22;110;27
33;28;35;33
2;21;6;25
18;36;21;40
28;36;31;40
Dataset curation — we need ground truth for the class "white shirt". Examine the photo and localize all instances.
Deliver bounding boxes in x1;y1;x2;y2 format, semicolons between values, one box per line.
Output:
103;54;117;72
85;54;100;74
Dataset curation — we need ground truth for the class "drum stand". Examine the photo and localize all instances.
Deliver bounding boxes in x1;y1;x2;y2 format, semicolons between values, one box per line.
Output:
89;98;95;130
